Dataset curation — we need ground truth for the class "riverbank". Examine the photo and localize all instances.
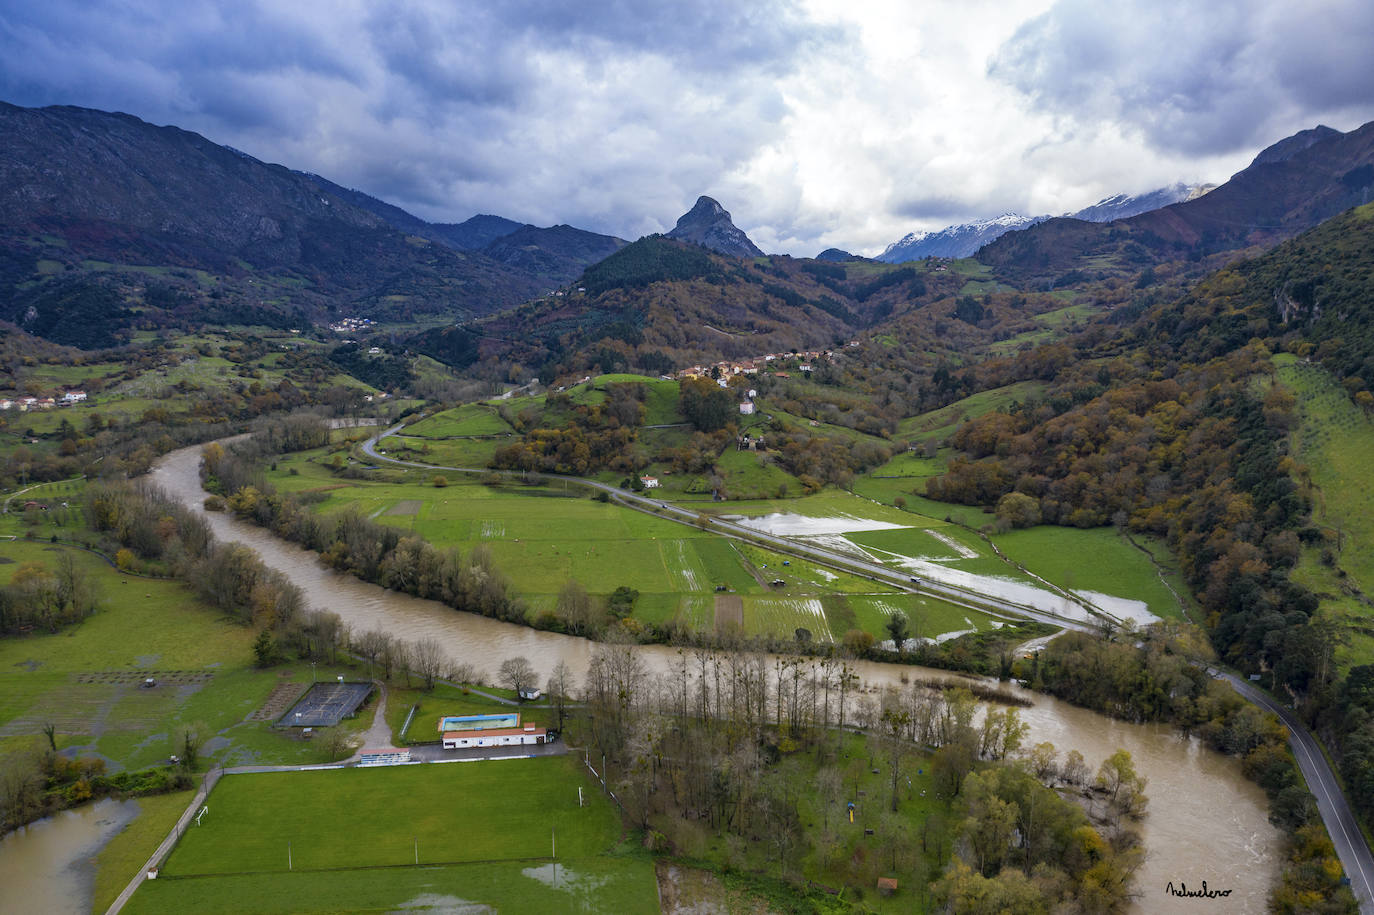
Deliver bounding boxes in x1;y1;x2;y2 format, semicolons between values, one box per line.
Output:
146;440;1288;912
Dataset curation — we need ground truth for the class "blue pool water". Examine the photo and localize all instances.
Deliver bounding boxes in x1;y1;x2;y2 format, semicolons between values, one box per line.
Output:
439;713;519;731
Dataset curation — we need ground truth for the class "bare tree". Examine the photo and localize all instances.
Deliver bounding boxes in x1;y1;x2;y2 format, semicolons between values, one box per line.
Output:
354;629;387;678
546;660;574;731
410;638;446;691
499;656;538;696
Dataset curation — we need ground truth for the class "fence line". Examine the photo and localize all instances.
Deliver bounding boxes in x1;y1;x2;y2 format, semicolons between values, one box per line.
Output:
104;763;223;915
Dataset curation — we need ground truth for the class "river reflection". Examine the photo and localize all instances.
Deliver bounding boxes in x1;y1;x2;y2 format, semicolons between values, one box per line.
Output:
150;443;1281;912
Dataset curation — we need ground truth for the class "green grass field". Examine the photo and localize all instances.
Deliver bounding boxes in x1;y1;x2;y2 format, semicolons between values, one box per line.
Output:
0;540;368;771
894;381;1047;442
1278;354;1374;666
405;403;514;438
93;790;196;913
127;757;658;914
990;526;1192;621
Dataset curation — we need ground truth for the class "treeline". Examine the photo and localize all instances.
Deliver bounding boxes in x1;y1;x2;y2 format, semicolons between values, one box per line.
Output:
1;743;194;837
77;473;470;688
202;432;529;628
577;639;1144;910
492;383;647;475
0;553;99;635
1032;627;1356;911
79;480;323;643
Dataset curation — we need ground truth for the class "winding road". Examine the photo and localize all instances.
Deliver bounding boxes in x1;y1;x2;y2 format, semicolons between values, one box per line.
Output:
1216;670;1374;912
364;422;1374;912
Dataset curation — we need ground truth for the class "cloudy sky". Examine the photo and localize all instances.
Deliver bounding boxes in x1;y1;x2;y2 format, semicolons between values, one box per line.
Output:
3;0;1371;255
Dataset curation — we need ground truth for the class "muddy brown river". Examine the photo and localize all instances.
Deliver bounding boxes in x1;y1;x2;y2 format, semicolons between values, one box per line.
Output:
0;798;139;915
138;442;1281;912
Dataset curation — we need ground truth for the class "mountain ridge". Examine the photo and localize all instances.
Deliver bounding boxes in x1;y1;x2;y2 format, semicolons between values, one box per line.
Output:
0;101;551;342
877;183;1213;263
979;120;1374;282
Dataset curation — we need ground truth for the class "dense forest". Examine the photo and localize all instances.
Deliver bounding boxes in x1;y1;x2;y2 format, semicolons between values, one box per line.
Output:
922;203;1374;857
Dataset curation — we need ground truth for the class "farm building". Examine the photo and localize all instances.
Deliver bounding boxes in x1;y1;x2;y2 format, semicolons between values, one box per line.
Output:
442;724;548;749
640;475;660;488
437;711;549;749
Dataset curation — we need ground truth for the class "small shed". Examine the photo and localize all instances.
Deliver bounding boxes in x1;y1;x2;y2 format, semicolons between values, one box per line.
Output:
518;686;542;701
877;877;898;896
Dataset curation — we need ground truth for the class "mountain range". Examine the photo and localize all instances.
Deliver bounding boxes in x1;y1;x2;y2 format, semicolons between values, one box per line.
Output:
2;97;1373;368
875;183;1215;262
979;122;1374;284
0;102;629;345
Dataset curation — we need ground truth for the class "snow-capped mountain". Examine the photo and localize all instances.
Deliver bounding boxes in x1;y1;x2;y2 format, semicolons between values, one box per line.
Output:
1069;182;1214;223
876;183;1216;263
876;213;1046;262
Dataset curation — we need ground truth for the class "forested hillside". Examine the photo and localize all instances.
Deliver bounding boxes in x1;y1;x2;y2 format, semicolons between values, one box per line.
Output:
923;203;1374;829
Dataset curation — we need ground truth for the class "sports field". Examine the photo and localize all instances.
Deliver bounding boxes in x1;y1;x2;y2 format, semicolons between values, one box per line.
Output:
127;756;657;913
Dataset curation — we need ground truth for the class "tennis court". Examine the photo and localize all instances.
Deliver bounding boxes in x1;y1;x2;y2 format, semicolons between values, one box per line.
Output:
278;681;373;727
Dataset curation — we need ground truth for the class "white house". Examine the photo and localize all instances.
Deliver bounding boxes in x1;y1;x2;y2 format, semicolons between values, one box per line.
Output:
739;401;755;415
640;475;660;489
442;724;548;749
61;391;87;404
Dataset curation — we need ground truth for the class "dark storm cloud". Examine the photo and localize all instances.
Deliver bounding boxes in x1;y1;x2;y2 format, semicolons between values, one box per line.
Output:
988;0;1374;157
0;3;360;125
892;193;998;223
0;0;843;238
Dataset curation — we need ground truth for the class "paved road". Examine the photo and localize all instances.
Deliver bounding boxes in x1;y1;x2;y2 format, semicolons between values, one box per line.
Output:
368;423;1374;906
1217;671;1374;913
363;425;1097;633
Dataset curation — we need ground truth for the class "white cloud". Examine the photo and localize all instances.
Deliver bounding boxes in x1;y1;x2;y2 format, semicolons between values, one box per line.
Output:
2;0;1372;257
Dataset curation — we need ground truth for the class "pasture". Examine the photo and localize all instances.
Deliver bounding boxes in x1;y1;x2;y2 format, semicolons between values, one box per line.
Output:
991;526;1192;622
0;540;367;771
1278;355;1374;666
893;380;1047;442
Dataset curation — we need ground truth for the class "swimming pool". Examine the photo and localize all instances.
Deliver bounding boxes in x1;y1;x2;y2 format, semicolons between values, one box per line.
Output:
438;713;520;732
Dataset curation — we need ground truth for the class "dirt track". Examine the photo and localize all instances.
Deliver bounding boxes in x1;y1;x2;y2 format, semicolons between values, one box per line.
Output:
713;594;743;630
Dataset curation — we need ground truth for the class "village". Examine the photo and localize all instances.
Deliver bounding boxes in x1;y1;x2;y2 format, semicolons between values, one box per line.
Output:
0;389;86;411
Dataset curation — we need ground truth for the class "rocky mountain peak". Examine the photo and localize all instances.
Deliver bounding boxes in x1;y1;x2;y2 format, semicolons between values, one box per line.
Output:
666;195;764;258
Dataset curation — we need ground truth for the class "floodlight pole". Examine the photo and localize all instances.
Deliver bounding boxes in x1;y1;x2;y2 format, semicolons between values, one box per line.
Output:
414;836;418;865
288;840;292;871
